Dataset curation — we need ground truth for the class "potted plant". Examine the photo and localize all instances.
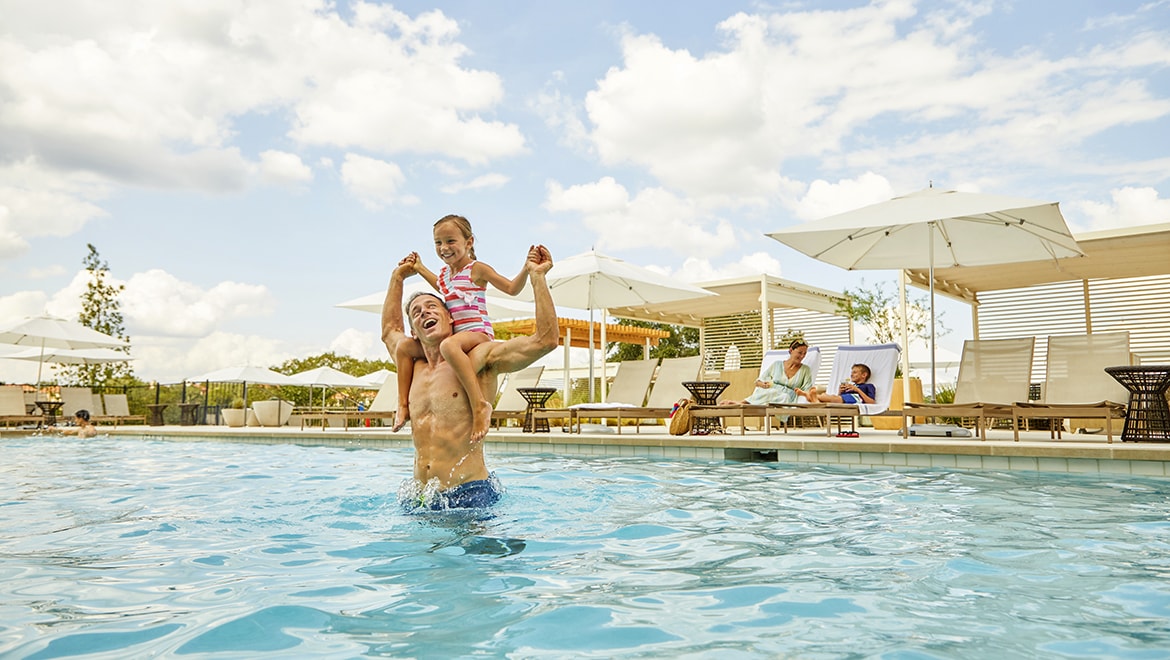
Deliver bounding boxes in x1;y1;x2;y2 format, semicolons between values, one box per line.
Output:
252;397;294;427
222;397;247;427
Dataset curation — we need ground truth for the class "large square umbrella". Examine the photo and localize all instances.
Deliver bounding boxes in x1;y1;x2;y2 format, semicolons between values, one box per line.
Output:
524;250;716;401
768;187;1084;395
288;366;368;410
0;315;125;388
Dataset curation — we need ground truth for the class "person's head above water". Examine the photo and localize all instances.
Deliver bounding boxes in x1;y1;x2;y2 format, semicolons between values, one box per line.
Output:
75;409;90;422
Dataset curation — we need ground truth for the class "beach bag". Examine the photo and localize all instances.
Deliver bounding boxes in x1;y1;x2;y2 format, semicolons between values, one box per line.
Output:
669;398;694;436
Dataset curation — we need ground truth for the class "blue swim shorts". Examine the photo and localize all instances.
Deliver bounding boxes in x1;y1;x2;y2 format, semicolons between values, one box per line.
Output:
403;474;503;511
841;393;862;404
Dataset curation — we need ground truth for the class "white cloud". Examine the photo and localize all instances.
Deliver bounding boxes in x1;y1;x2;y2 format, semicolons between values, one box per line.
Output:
440;172;510;194
25;264;67;279
329;327;386;360
791;172;898;222
544;177;737;257
1070;187;1170;232
0;1;523;248
666;251;784;284
134;332;295;382
580;3;1170;201
122;269;275;337
258;150;312;185
340;153;411;209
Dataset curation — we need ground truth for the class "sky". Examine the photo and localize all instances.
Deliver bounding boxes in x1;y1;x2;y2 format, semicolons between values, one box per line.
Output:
1;0;1168;384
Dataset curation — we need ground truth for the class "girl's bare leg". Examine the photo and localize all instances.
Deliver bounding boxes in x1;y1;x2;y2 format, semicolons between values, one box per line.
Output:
393;339;423;431
439;332;494;442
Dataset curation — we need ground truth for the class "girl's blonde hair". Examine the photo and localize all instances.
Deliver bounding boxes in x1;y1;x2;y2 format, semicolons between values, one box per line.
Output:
434;214;476;260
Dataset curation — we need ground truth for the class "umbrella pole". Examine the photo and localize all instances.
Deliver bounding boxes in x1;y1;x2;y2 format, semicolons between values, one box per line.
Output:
899;270;912;403
928;222;937;401
601;309;608;403
563;326;572;405
587;308;596;401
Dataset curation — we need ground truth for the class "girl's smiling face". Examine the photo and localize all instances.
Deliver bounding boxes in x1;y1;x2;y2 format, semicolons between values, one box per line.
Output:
433;220;474;268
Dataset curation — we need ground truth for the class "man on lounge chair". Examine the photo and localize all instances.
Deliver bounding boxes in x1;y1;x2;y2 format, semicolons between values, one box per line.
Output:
381;244;558;511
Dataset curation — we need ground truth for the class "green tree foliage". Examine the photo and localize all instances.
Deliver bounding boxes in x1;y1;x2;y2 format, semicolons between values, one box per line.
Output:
268;352;397;408
607;320;699;362
836;279;943;346
58;244;134;386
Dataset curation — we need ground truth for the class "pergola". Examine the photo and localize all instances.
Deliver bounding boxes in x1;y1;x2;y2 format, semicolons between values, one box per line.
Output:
904;221;1170;365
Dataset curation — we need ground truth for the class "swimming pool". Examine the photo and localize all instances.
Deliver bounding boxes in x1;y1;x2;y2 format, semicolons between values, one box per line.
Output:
3;436;1170;658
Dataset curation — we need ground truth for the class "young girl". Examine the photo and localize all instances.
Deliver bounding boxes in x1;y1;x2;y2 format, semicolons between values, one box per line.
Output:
393;214;531;442
797;363;876;404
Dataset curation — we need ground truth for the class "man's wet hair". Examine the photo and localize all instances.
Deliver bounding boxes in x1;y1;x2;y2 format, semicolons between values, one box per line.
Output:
75;409;90;422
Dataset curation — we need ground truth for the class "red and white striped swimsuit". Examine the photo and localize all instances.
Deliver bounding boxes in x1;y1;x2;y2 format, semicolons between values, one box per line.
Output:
437;262;494;338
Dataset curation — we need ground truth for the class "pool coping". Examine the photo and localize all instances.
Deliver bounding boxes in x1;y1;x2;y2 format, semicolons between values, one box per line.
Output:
11;422;1170;478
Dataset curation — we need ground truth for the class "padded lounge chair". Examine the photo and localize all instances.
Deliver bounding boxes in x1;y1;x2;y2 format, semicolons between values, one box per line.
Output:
766;343;902;436
59;386;95;419
490;366;546;428
536;358;660;433
901;337;1035;440
1012;331;1131;443
300;378;398;430
692;346;823;435
98;393;146;427
0;385;42;428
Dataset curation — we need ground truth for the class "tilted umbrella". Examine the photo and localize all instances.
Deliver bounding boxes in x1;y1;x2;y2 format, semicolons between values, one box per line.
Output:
5;346;133;365
522;250;716;401
357;369;392;386
288;366;368;409
0;315;125;388
768;187;1084;395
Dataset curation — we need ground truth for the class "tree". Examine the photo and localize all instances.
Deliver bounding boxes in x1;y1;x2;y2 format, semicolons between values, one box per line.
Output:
58;244;134;386
837;278;944;346
608;320;699;362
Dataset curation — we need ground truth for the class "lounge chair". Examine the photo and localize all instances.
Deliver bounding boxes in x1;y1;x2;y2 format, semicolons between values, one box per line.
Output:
1012;331;1131;442
490;366;546;428
901;337;1035;440
536;358;660;433
59;386;94;419
300;378;397;430
692;346;823;435
0;385;42;428
766;343;902;436
98;393;147;427
602;355;705;432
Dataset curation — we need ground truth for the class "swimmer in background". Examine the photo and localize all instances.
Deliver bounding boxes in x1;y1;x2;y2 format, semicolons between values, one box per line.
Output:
59;409;98;438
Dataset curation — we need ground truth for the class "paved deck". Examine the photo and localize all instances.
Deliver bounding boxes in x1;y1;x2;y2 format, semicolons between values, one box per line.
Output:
13;420;1170;478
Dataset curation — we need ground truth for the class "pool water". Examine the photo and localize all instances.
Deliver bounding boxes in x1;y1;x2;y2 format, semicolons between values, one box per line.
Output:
3;436;1170;658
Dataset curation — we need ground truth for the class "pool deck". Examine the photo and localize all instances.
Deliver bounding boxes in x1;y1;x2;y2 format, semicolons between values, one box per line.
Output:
13;420;1170;478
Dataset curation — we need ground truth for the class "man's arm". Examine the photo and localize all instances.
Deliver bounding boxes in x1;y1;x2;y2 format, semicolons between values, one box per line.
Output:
478;245;558;373
381;253;418;357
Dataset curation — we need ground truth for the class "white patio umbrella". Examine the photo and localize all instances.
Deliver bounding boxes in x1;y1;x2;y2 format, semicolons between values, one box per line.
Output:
768;187;1084;396
188;365;298;411
357;369;392;386
336;282;536;321
5;346;133;365
0;315;125;387
288;366;368;409
522;250;716;401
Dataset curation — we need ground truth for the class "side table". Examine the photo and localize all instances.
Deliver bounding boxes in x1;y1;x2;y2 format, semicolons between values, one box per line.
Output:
517;387;557;433
682;381;729;435
146;403;168;427
178;403;200;426
35;400;64;427
1105;365;1170;442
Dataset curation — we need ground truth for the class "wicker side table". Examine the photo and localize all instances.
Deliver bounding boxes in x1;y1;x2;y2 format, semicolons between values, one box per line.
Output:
1105;365;1170;442
682;381;729;435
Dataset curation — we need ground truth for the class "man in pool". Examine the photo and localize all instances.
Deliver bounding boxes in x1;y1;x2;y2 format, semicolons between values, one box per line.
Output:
382;244;558;510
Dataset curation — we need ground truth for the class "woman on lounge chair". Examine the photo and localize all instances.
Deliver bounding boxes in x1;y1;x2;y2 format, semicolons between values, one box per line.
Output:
723;339;813;406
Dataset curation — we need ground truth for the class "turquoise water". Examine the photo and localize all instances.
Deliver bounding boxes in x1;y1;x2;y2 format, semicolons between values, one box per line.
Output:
3;437;1170;658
